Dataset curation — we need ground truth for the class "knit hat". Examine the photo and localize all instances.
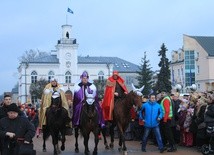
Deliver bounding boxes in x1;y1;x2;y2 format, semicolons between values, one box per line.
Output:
7;103;20;113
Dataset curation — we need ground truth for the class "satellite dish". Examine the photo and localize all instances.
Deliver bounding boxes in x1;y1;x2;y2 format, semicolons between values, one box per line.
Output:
175;84;182;92
186;84;197;92
190;84;197;91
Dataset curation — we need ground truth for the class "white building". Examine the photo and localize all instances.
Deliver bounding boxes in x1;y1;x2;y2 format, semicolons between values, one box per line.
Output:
18;24;140;103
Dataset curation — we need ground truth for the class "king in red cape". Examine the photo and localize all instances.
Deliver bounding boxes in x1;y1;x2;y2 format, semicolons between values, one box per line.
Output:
102;71;128;121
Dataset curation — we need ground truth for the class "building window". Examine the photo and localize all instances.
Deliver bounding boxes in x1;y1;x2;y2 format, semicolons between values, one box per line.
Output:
178;53;182;60
196;52;199;60
184;50;195;86
66;32;69;39
31;71;37;83
197;65;200;74
31;95;37;104
126;76;134;85
48;71;55;82
98;71;104;81
172;55;175;62
198;83;200;89
65;71;71;83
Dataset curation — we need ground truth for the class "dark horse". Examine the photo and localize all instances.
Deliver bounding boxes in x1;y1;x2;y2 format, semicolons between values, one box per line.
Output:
79;89;100;155
106;84;144;155
43;91;70;155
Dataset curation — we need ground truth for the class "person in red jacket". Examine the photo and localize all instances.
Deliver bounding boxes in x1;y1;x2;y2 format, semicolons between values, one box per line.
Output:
102;71;128;121
160;91;177;152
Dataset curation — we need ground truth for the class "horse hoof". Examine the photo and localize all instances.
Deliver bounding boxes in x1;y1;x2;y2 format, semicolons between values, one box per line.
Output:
118;147;122;152
75;148;79;153
110;143;114;149
54;151;58;155
123;150;128;155
43;148;47;152
85;150;90;155
61;145;65;151
105;145;110;150
93;151;97;155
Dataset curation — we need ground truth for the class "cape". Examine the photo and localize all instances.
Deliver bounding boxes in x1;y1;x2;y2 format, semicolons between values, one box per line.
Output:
102;76;128;120
39;83;69;128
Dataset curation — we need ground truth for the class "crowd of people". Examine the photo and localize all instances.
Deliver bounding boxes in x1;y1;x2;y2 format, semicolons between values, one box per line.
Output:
1;70;214;154
126;90;214;153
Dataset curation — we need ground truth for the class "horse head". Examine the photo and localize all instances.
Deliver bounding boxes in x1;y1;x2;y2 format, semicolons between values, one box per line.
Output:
51;91;62;110
85;89;96;105
131;83;144;107
84;89;97;119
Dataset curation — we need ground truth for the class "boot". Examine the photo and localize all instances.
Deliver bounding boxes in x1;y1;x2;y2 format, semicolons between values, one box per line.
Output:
167;145;177;152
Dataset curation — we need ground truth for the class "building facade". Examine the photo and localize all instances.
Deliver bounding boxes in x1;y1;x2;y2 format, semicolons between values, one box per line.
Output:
171;35;214;92
18;25;140;103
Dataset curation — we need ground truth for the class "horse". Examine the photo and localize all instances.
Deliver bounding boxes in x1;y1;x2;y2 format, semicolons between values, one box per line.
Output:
42;91;70;155
106;84;144;155
79;89;100;155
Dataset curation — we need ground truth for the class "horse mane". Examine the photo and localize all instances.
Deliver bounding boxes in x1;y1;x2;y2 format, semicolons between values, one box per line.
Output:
116;91;137;108
81;103;97;123
113;90;142;123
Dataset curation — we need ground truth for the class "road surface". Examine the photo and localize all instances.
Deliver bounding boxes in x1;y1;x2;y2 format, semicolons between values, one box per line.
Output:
33;133;202;155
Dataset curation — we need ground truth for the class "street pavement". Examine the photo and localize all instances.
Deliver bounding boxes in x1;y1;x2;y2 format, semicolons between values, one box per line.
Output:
33;133;202;155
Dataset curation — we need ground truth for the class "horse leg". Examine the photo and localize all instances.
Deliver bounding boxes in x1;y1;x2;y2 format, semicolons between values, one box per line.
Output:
60;129;66;151
122;134;128;155
50;130;60;155
109;122;115;149
53;144;58;155
74;127;79;153
119;129;127;155
117;124;127;154
101;127;109;149
84;133;90;155
117;128;123;152
42;125;48;152
93;130;99;155
43;137;46;152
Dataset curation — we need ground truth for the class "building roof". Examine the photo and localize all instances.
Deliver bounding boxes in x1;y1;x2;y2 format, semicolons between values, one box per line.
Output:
11;87;18;94
78;56;139;72
25;54;139;73
22;55;59;64
189;35;214;56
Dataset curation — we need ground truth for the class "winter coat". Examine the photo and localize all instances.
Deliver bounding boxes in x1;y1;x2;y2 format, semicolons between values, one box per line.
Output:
139;101;163;128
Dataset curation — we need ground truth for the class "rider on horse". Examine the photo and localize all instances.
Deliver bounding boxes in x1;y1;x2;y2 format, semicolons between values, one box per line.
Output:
39;78;70;129
102;70;128;121
72;71;105;129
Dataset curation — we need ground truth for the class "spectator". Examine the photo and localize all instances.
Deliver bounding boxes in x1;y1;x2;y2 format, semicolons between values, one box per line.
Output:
139;94;165;153
160;92;177;152
0;103;35;155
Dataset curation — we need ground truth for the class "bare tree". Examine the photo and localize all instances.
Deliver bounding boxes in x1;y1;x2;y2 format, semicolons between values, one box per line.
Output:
18;49;49;63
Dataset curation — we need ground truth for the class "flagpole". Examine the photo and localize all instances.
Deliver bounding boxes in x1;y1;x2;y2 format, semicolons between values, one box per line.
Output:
66;13;68;25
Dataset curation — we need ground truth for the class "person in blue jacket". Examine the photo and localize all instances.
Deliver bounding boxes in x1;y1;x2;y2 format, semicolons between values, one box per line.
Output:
139;94;165;153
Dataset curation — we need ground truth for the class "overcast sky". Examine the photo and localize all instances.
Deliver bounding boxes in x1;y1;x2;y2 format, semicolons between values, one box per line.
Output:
0;0;213;95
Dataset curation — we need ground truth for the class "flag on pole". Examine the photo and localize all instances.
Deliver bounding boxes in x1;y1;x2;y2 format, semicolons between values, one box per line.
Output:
67;7;74;14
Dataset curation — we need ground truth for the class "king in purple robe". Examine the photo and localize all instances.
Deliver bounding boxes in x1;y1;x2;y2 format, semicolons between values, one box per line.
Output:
72;71;105;128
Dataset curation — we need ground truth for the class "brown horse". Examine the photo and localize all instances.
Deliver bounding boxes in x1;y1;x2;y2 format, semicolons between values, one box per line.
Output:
107;84;144;155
